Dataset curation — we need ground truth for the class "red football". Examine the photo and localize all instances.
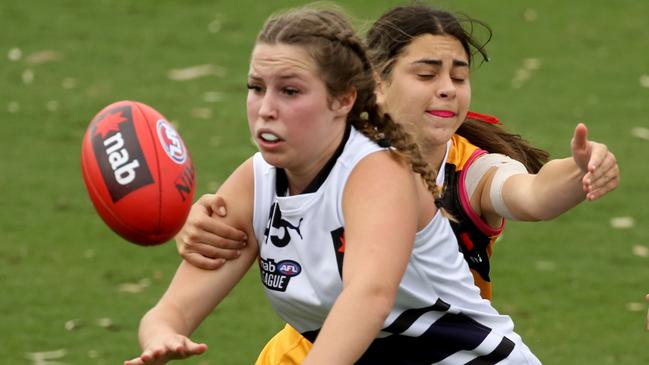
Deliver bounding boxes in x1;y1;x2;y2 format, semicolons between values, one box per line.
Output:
81;100;195;245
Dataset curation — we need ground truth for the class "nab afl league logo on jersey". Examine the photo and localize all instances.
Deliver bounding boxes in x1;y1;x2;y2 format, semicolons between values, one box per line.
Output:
260;258;302;291
91;105;154;202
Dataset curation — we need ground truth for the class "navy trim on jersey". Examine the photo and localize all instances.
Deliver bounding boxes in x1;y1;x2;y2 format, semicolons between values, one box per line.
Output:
300;302;516;365
466;337;516;365
382;299;451;333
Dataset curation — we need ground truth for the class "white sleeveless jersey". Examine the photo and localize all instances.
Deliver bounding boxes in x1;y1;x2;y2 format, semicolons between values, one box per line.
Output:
252;127;540;365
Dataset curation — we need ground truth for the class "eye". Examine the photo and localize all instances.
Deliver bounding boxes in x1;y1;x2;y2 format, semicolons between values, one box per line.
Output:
417;73;436;80
247;83;264;93
281;87;300;96
451;70;470;83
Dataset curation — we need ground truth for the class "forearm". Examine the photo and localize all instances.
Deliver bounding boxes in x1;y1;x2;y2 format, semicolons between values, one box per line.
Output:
303;282;394;364
138;300;191;348
510;157;586;220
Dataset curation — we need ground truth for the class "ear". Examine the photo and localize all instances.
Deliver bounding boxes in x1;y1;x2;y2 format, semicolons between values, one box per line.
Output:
374;73;386;106
331;88;357;117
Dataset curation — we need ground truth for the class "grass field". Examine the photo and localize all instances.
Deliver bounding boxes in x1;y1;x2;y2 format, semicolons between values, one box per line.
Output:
2;0;648;364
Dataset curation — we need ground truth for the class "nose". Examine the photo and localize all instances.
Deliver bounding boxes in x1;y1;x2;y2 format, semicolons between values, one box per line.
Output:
258;92;278;120
436;74;456;99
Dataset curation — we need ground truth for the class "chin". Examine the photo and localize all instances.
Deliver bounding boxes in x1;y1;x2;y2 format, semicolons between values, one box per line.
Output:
424;129;453;146
259;152;283;167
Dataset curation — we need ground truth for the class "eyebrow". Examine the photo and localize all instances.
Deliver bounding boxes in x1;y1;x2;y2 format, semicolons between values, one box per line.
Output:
278;73;303;80
413;59;469;68
248;72;305;81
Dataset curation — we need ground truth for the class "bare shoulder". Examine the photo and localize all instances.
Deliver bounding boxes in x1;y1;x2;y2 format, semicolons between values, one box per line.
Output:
343;150;434;226
346;150;415;194
215;157;256;241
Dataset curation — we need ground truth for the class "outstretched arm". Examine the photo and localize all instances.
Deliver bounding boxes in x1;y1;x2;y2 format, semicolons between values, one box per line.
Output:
124;158;258;365
480;123;619;221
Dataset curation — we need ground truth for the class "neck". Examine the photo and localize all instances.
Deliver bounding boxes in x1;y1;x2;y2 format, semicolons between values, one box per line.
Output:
284;123;349;195
422;142;448;173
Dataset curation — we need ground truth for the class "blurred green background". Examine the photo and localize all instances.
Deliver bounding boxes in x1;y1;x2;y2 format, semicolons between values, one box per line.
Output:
1;0;648;364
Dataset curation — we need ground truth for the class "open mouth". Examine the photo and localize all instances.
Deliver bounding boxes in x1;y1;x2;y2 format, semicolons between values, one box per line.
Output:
257;131;284;146
260;132;280;142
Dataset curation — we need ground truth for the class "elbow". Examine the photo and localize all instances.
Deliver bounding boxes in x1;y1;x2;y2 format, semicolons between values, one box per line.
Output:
375;291;396;320
343;278;397;320
358;282;398;320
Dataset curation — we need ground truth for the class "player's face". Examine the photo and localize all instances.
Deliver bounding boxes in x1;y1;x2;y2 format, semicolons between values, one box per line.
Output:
247;43;348;177
377;34;471;155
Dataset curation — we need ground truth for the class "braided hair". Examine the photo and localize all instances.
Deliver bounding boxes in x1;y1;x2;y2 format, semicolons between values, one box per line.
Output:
257;5;445;206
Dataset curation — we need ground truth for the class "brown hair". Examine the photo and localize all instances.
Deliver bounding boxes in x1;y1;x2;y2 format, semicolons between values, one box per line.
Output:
257;5;445;202
366;3;549;172
457;120;548;173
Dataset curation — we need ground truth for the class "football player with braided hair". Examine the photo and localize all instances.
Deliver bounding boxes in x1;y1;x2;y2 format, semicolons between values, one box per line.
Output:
175;3;619;365
125;3;552;364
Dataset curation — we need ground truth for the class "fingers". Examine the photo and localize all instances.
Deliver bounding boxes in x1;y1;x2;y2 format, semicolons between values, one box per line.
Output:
158;336;207;360
584;178;618;200
183;337;208;355
572;123;589;151
186;241;242;260
184;221;247;250
123;348;162;365
182;214;247;247
179;234;243;264
182;252;227;270
212;220;248;242
185;204;247;243
571;123;592;172
581;149;619;201
583;141;613;174
212;195;228;217
176;194;247;268
124;358;145;365
583;170;619;200
125;336;207;365
166;336;191;358
585;146;616;177
197;193;217;214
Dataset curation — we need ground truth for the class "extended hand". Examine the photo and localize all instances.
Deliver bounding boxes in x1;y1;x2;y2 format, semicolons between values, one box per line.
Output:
124;334;208;365
571;123;619;201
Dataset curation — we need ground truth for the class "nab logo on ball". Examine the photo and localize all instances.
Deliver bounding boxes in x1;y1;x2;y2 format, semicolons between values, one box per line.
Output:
156;119;187;164
91;105;153;202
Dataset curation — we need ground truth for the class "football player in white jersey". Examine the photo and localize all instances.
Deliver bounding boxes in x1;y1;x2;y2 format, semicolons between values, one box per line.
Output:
124;5;481;365
175;4;619;364
123;4;556;364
